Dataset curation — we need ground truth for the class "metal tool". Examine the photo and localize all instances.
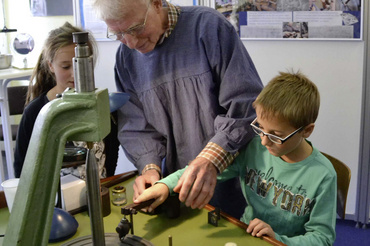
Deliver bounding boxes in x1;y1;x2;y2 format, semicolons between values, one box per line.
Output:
4;32;110;245
117;199;155;238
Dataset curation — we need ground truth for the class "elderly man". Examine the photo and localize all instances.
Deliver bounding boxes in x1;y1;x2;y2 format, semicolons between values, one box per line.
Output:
93;0;263;218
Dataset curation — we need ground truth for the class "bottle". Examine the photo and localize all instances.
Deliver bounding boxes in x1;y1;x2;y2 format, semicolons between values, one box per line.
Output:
111;186;127;206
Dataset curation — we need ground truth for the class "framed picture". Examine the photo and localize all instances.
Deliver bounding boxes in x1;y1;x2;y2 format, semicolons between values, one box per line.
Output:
214;0;363;41
30;0;73;16
73;0;108;41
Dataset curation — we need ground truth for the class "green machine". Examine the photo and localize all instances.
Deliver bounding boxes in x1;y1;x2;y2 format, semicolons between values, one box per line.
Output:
4;32;110;245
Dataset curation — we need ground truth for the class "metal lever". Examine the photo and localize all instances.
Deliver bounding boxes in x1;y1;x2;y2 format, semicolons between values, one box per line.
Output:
121;199;156;215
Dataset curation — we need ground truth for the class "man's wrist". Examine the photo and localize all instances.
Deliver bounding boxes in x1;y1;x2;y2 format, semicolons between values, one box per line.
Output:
142;164;162;179
197;142;238;173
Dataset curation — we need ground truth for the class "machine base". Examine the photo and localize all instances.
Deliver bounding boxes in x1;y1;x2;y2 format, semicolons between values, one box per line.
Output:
61;233;154;246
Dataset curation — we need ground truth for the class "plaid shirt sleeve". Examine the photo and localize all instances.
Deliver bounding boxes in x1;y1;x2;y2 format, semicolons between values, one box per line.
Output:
197;142;239;173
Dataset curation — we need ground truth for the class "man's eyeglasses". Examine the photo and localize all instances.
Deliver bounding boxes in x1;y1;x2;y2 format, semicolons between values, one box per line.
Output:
250;118;303;144
106;1;150;40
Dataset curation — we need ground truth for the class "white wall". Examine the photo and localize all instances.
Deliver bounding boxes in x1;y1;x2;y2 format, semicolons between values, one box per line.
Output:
244;39;364;216
3;0;137;175
94;41;137;174
5;1;74;67
4;0;364;216
95;39;364;217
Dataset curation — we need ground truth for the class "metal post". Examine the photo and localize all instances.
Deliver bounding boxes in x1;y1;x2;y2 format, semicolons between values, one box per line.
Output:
356;0;370;228
86;142;106;245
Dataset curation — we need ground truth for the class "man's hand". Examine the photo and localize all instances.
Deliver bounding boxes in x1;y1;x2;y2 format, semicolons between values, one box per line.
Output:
134;183;169;213
247;218;275;239
173;157;217;209
133;169;161;201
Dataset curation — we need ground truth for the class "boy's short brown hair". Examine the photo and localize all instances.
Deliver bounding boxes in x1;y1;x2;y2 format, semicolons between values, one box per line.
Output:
253;71;320;128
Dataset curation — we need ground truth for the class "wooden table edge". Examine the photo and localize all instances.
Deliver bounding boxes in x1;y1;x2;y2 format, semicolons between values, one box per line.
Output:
0;191;6;209
204;204;287;246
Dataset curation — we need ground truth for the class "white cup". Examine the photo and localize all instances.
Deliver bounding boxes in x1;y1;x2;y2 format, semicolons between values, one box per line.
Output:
1;178;20;212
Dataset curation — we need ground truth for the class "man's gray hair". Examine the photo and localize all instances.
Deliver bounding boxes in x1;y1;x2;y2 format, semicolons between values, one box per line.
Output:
93;0;151;21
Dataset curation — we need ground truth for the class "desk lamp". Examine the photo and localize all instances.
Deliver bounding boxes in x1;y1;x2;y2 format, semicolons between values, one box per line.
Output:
3;31;110;245
1;0;17;33
1;0;16;69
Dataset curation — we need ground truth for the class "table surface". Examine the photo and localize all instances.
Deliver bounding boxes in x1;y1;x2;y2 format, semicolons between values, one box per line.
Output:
0;175;277;246
0;67;33;80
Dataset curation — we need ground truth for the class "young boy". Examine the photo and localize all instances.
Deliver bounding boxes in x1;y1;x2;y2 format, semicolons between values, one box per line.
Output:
135;71;337;245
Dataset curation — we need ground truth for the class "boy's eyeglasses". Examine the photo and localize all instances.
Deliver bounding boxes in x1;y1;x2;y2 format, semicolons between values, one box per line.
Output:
250;118;303;144
106;1;150;40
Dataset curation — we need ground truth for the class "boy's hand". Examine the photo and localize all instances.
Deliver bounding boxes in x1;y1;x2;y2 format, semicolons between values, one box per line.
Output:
134;183;170;213
133;169;161;201
247;218;275;239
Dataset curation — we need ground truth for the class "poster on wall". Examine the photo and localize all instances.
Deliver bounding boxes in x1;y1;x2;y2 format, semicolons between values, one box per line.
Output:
215;0;363;40
169;0;196;5
73;0;108;40
30;0;73;16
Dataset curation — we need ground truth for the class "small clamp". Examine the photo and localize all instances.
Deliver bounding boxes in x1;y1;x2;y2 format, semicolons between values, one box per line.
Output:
208;207;221;227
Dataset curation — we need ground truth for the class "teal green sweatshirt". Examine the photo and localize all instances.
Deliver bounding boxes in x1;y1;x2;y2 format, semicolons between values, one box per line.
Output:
159;136;337;245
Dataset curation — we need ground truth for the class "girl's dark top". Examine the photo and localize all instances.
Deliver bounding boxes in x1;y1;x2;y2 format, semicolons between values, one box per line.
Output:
14;92;49;177
13;92;120;178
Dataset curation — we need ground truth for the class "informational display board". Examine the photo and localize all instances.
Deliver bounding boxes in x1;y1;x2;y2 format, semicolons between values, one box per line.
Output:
215;0;363;40
169;0;196;6
73;0;362;41
30;0;73;16
73;0;107;40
